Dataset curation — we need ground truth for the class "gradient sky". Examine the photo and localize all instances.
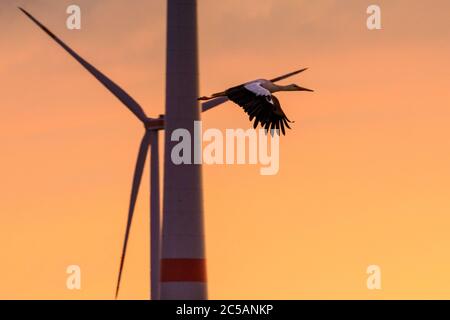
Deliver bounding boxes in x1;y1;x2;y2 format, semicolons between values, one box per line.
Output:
1;0;450;299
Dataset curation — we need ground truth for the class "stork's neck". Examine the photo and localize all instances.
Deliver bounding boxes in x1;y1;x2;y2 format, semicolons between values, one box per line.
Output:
261;81;297;93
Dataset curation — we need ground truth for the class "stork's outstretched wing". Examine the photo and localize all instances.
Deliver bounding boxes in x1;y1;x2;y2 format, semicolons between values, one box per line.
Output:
225;85;292;135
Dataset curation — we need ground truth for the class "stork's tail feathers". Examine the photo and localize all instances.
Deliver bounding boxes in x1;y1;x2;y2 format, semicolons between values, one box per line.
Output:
197;91;226;101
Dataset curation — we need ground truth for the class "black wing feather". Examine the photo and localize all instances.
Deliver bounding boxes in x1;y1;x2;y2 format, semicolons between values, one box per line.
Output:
226;85;292;135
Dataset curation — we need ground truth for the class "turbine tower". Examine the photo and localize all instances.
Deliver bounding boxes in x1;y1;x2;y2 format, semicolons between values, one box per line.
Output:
160;0;207;299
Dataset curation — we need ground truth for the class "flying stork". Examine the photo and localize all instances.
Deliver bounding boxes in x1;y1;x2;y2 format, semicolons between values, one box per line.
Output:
198;68;313;135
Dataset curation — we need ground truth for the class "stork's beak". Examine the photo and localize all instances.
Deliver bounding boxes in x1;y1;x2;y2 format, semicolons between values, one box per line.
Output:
298;86;314;92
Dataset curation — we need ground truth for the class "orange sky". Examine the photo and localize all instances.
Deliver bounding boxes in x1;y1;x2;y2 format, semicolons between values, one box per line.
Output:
1;0;450;299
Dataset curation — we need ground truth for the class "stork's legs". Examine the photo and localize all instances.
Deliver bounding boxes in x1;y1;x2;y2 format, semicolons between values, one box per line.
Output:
198;91;227;101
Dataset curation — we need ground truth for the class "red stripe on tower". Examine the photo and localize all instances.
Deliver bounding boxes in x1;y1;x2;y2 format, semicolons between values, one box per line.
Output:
161;259;207;282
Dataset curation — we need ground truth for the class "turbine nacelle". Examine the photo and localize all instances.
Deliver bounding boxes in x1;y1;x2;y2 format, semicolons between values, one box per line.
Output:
144;115;165;131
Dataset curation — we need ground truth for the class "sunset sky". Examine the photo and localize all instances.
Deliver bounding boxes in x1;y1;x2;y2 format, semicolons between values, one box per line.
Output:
1;0;450;299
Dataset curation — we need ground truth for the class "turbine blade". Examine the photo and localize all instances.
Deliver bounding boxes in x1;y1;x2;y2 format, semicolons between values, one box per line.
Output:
270;68;308;83
202;97;229;112
19;7;148;123
115;131;151;299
